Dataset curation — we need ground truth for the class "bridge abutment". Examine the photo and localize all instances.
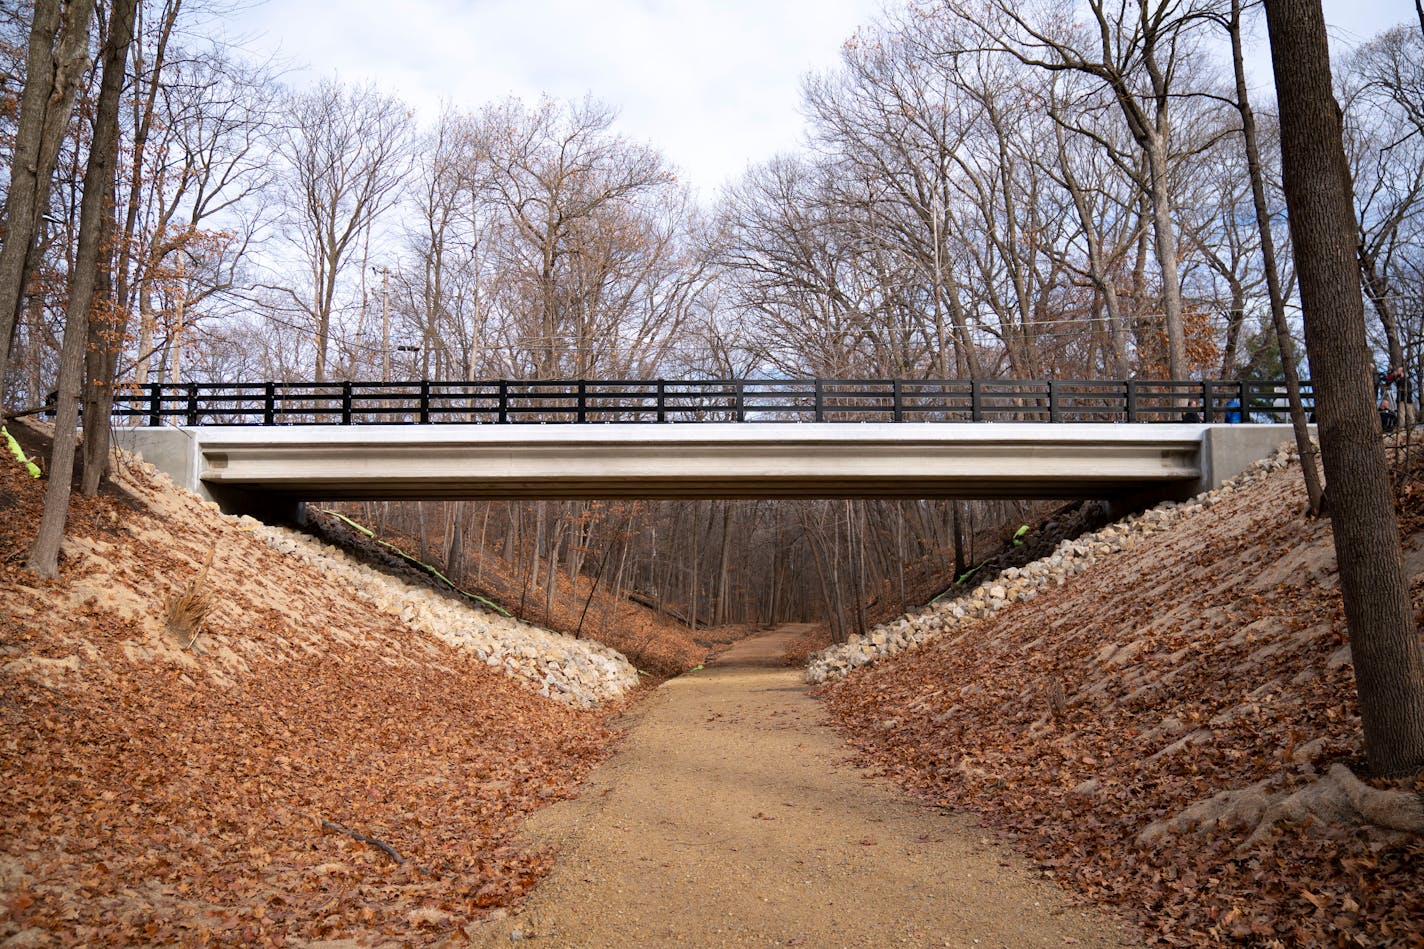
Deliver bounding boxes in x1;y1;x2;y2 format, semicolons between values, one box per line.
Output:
115;428;307;525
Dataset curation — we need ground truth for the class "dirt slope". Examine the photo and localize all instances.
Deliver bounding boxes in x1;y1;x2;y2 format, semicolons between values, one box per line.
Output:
471;625;1134;948
821;449;1424;946
0;444;629;945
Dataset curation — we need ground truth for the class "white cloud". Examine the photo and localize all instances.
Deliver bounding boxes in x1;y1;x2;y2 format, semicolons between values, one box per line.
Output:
223;0;885;196
221;0;1407;197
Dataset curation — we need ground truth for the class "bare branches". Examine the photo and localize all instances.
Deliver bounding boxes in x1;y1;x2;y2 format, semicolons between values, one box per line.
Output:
277;80;413;381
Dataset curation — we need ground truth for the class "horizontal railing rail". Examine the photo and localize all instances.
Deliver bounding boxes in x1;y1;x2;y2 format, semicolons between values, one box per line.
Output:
102;378;1315;427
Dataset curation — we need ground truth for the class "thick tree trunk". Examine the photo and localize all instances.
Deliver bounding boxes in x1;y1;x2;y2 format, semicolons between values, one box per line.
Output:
29;0;136;577
82;0;181;491
443;502;464;583
951;501;968;580
80;278;122;495
1219;287;1245;378
544;514;565;623
0;0;96;393
1143;138;1188;379
1267;0;1424;776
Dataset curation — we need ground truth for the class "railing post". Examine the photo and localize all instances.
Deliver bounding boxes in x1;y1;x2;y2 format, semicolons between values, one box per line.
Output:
1048;380;1059;423
186;384;198;426
1125;380;1137;423
419;379;431;424
148;383;162;427
1239;380;1248;423
341;381;353;425
656;380;666;423
263;382;275;425
734;380;745;422
577;379;587;423
971;379;983;422
498;380;508;424
814;378;824;422
1202;380;1215;423
892;379;903;422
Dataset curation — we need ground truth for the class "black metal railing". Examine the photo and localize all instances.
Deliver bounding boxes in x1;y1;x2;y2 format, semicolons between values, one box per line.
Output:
106;378;1314;427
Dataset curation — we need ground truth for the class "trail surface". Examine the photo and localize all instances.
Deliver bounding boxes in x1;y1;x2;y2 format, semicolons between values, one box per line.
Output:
473;625;1135;948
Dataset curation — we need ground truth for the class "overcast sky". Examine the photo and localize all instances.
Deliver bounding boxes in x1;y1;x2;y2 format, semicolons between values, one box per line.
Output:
220;0;1415;198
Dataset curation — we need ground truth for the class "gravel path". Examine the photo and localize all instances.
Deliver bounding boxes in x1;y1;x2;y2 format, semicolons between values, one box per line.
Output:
471;625;1136;948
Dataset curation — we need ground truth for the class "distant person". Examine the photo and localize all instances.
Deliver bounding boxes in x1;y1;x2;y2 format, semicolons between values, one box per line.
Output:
1376;366;1404;433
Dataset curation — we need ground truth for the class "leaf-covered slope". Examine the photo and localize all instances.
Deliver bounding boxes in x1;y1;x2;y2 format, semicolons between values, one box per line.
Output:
821;451;1424;946
0;448;627;945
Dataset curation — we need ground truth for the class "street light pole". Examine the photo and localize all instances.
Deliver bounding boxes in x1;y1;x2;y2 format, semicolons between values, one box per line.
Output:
381;265;390;383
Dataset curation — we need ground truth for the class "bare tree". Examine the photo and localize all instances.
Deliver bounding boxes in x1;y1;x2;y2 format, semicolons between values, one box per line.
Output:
466;97;700;379
960;0;1221;379
1266;0;1424;777
126;48;277;389
1038;76;1145;376
276;79;411;382
0;0;95;398
1342;26;1424;406
83;5;276;491
718;157;881;376
1217;0;1322;512
29;0;136;577
400;107;476;380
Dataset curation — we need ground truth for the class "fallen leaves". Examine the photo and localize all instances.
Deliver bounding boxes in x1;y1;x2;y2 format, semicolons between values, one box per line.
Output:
0;459;628;945
822;460;1424;947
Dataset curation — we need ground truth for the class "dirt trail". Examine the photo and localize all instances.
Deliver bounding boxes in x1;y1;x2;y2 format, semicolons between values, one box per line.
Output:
472;625;1135;948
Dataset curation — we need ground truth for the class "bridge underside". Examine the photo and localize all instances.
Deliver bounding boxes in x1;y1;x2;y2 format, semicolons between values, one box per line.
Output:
118;422;1296;511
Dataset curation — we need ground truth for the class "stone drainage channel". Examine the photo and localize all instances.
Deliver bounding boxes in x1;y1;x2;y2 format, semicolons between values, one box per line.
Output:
807;440;1302;683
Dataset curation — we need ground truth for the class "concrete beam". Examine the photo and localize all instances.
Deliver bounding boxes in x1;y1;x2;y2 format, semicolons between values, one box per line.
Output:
112;421;1299;511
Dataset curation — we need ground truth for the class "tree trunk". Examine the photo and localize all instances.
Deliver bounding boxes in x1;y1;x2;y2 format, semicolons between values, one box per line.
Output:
80;271;122;494
29;0;136;577
443;502;464;583
1219;284;1246;378
951;501;968;580
133;286;156;387
1360;255;1408;402
475;501;491;583
713;502;734;626
1228;0;1324;514
83;0;182;492
0;0;96;392
1267;0;1424;777
544;514;565;623
1143;137;1187;379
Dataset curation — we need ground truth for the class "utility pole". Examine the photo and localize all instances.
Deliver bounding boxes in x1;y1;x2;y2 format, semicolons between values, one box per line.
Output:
168;256;186;384
381;265;391;383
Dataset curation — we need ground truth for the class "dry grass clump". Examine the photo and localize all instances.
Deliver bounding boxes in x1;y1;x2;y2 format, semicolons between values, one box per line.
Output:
164;544;216;648
600;619;706;678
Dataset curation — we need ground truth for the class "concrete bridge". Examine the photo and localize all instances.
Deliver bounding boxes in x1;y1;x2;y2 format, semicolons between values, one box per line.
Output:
118;421;1296;519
